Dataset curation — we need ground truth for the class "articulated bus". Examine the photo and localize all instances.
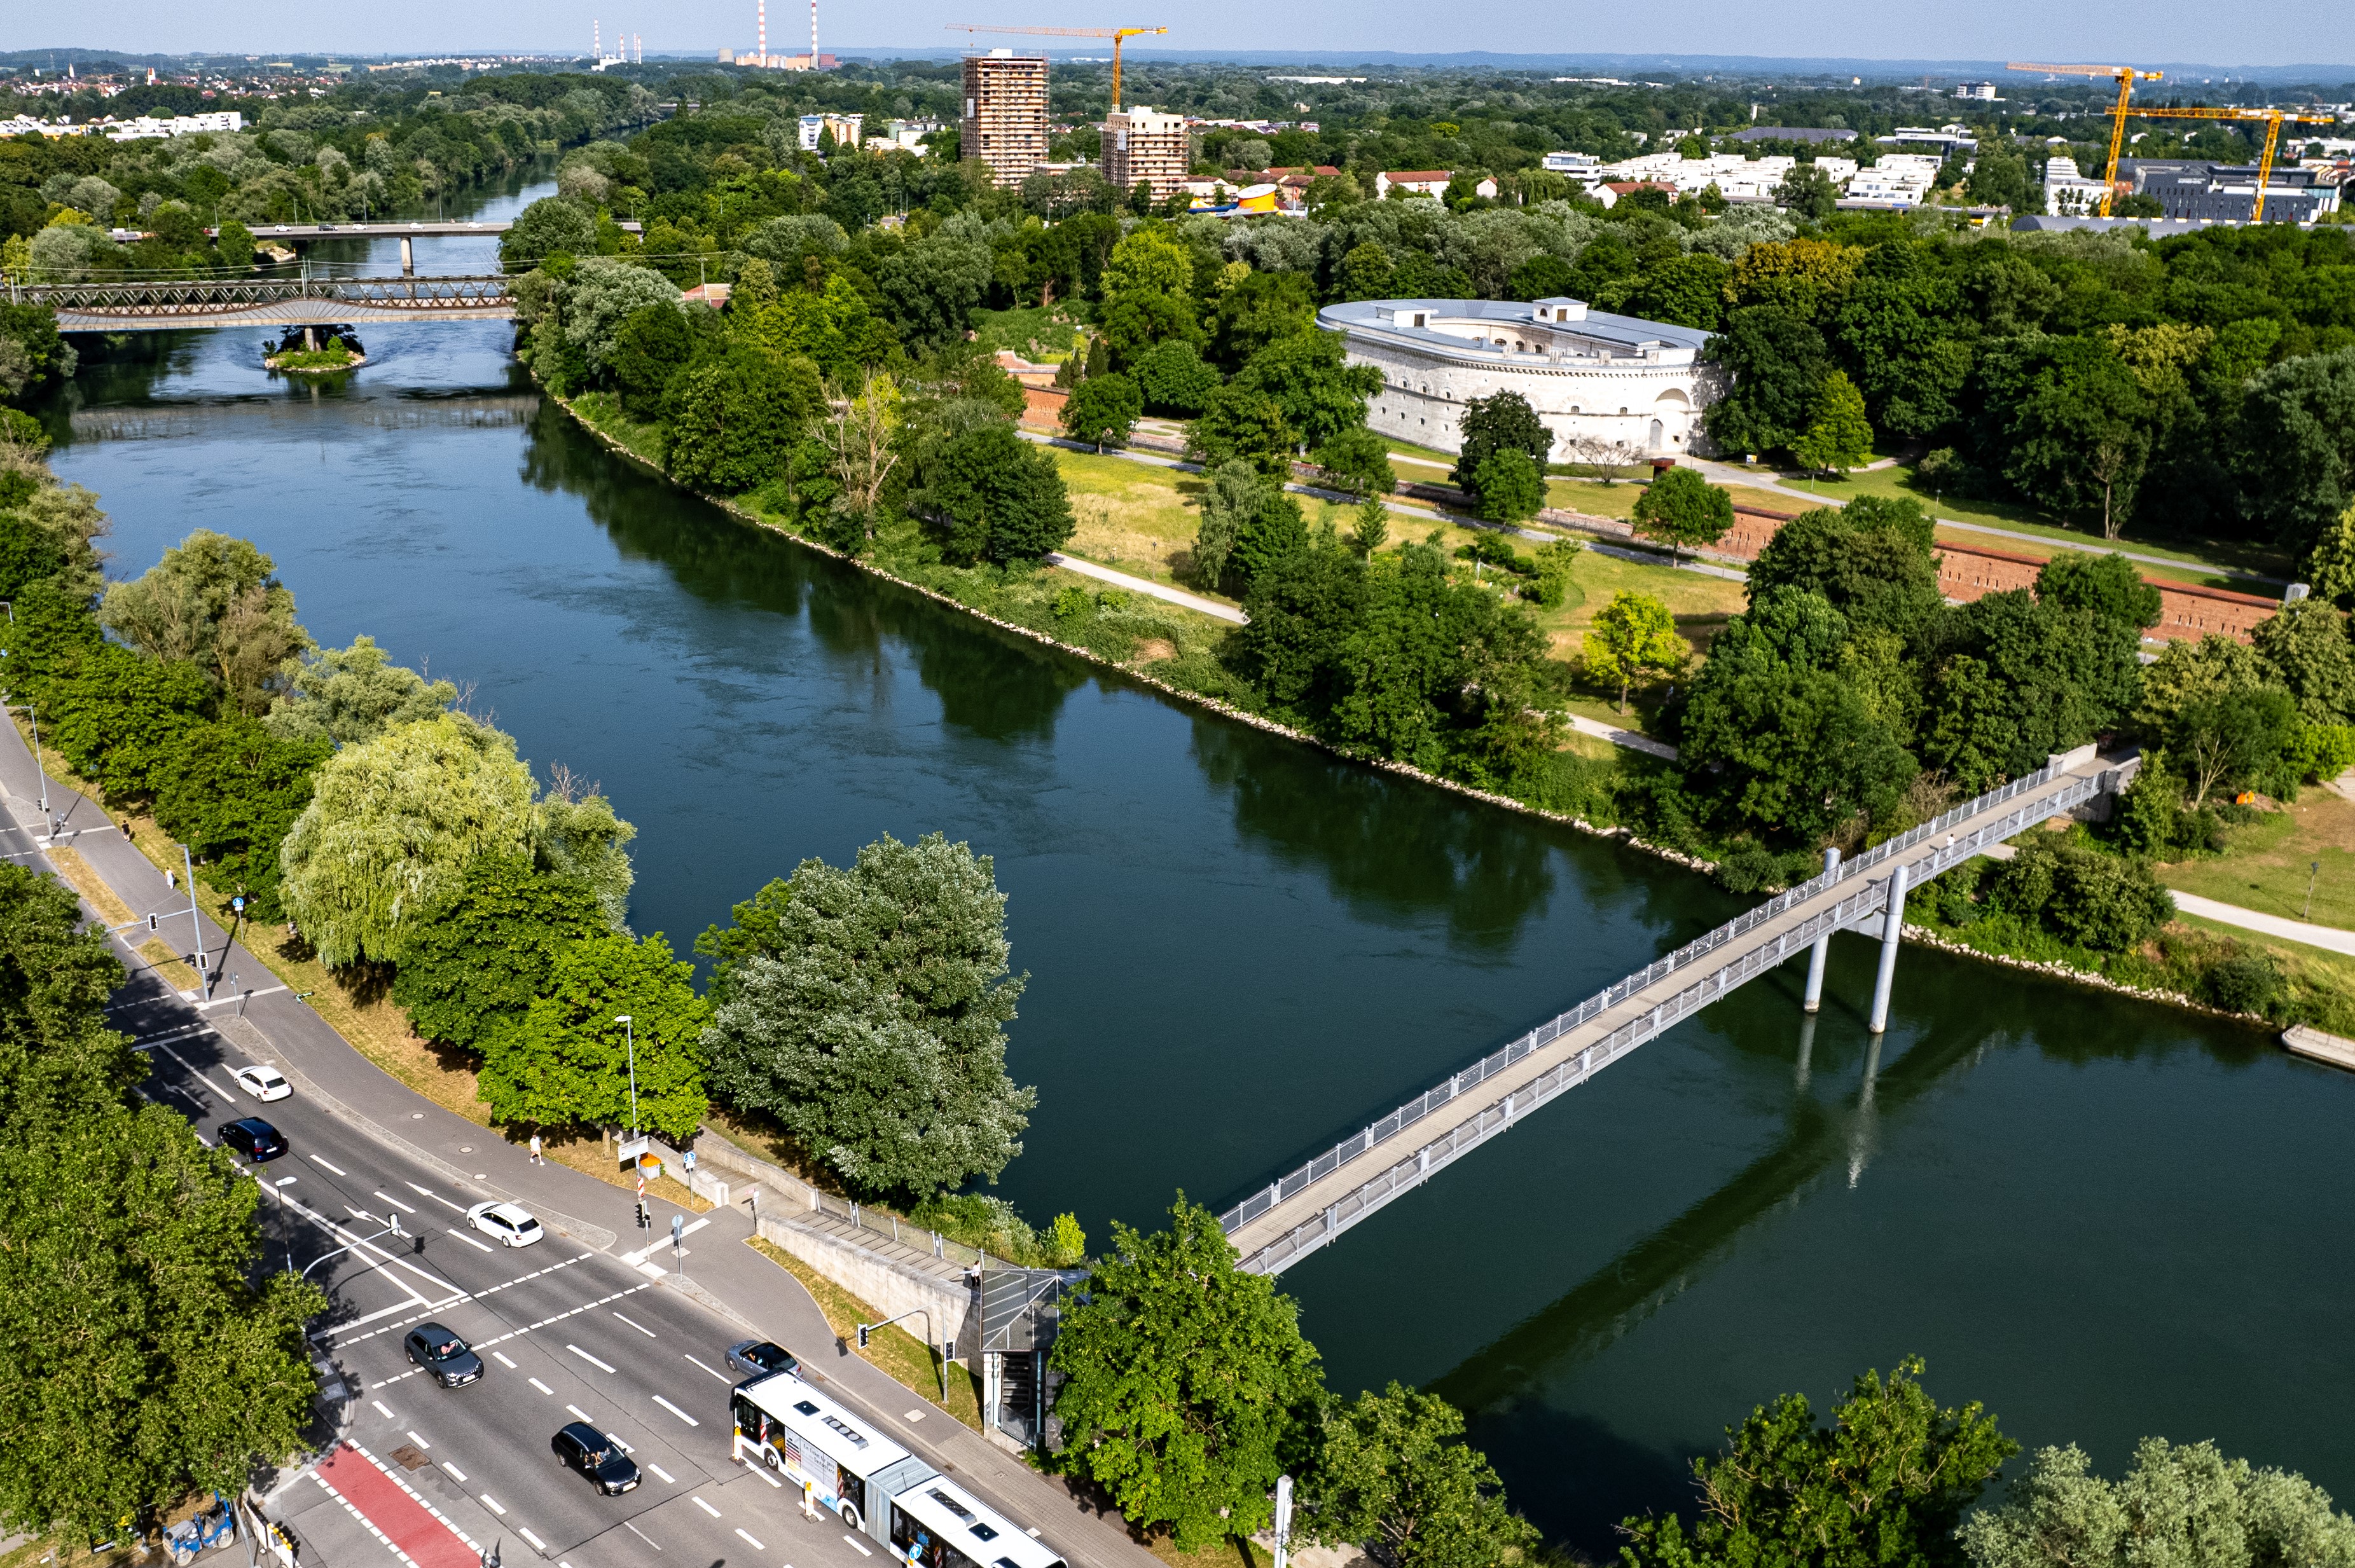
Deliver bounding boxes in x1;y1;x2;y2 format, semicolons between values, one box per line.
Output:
730;1372;1067;1568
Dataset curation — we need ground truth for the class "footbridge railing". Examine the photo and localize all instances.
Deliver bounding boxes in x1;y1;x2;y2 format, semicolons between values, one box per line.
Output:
11;274;514;322
1219;746;2141;1274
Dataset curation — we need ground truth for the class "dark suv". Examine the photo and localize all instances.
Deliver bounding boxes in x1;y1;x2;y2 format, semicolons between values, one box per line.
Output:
220;1118;287;1162
553;1423;639;1495
404;1324;484;1388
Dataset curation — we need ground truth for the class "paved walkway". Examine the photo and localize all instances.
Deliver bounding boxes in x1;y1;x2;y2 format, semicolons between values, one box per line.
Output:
1044;551;1246;624
2168;890;2355;956
1567;713;1677;759
0;720;1166;1568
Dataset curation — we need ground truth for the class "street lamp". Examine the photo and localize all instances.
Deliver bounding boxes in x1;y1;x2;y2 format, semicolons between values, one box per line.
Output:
2307;860;2323;921
614;1014;639;1137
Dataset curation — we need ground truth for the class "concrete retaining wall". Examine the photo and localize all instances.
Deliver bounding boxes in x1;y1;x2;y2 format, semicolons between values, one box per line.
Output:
755;1212;982;1363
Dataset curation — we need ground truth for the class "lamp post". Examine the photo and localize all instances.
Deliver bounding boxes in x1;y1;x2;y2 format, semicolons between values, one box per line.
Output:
2307;860;2322;921
614;1014;639;1137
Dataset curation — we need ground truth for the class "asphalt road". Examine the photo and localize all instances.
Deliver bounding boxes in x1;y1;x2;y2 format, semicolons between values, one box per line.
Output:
0;727;1138;1568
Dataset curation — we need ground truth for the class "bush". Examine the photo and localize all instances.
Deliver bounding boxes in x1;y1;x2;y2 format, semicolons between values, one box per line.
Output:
1052;585;1092;621
1984;837;2174;953
2200;952;2286;1015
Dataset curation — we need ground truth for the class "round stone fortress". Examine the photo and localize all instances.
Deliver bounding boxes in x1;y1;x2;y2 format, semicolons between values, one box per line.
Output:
1318;296;1720;460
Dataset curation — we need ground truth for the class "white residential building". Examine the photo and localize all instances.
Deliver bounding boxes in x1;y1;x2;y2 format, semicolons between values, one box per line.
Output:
1322;296;1718;460
2043;154;2113;216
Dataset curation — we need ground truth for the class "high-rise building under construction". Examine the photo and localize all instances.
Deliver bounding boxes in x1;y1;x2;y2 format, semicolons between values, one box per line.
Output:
1102;106;1189;204
959;50;1049;188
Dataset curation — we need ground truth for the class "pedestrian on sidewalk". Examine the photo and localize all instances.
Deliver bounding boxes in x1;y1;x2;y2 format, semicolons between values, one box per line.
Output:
528;1132;544;1166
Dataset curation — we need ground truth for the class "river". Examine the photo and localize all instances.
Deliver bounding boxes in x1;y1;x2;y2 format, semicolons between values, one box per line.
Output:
34;182;2355;1551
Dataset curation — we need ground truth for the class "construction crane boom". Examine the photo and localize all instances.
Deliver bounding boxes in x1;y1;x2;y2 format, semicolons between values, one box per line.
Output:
946;22;1167;111
2007;62;2162;217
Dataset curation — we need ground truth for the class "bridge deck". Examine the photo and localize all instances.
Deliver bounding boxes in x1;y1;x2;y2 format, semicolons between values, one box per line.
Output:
20;275;516;333
1220;746;2140;1274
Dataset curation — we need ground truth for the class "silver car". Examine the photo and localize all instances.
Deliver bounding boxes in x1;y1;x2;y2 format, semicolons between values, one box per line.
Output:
725;1340;799;1379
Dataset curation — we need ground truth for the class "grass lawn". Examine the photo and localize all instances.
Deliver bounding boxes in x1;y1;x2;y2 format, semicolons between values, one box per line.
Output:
969;304;1088;360
746;1237;984;1431
1051;448;1357;601
2172;911;2355;1031
2157;790;2355;932
1777;464;2290;588
1545;474;1793;521
1381;434;1458;471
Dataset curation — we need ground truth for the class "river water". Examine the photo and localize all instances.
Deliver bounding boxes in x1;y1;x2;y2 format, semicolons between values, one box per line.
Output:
36;182;2355;1550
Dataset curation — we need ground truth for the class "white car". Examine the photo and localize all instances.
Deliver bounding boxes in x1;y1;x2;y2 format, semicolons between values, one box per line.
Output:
231;1064;293;1102
467;1200;544;1248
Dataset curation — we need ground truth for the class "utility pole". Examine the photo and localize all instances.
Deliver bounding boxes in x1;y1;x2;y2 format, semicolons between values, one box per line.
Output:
183;844;211;1001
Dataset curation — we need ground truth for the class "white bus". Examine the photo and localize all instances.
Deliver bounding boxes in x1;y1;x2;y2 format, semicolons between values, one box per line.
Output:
729;1373;1067;1568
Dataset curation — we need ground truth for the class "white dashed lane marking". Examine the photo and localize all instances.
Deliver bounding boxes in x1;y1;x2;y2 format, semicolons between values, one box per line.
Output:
692;1497;721;1518
568;1344;616;1374
684;1354;729;1382
405;1430;431;1449
530;1377;555;1394
735;1530;764;1550
442;1461;469;1483
480;1492;506;1516
613;1312;656;1338
493;1351;518;1368
653;1395;698;1426
446;1228;495;1254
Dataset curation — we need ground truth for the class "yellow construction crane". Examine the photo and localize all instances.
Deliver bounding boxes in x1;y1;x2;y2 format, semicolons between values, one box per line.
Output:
2008;62;2337;220
2006;62;2163;216
944;23;1168;111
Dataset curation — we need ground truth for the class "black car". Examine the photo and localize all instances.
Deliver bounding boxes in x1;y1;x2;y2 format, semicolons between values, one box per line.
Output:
220;1117;287;1162
404;1324;484;1388
725;1340;799;1380
553;1422;640;1495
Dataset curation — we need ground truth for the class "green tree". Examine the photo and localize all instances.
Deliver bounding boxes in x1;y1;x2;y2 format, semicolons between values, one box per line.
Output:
1472;450;1546;524
1098;228;1198;359
1349;495;1392;559
394;855;608;1053
1205;270;1316;374
1231;332;1385;451
1584;590;1684;713
1451;390;1550;496
1061;371;1143;450
1234;535;1369;720
611;299;698;422
0;865;321;1544
277;712;537;967
1131;338;1220;416
99;529;310;714
1966;148;2038;212
1980;334;2152;539
1701;305;1831;458
151;718;330;921
2253;598;2355;726
1341;242;1398;301
2172;686;2301;807
1981;835;2175;951
1624;253;1732;331
1187;384;1296;480
265;634;458;748
481;930;709;1139
43;643;212;802
1961;1438;2355;1568
1746;496;1945;642
698;832;1034;1199
1191;460;1262;592
1631;466;1735;564
1620;1358;2015;1568
877;237;993;348
1533;537;1581;608
1790;370;1874;476
1051;1197;1324;1550
1312;427;1397;500
2305;502;2355;607
662;343;824;493
501;195;598;268
1232;490;1309;593
1302;1384;1540;1568
916;422;1076;565
1772;163;1840;219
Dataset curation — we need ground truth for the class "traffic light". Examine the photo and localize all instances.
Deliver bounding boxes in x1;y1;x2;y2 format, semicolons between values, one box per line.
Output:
146;912;158;932
670;1214;683;1247
635;1201;650;1230
856;1324;871;1349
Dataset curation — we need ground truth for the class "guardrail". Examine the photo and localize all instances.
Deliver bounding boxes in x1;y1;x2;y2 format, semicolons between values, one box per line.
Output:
1219;752;2137;1258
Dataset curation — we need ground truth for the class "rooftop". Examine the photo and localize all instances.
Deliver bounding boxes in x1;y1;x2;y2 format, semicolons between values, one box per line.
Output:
1320;296;1709;366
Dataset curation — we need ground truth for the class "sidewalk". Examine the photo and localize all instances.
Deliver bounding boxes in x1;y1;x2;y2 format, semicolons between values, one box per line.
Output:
0;720;1166;1568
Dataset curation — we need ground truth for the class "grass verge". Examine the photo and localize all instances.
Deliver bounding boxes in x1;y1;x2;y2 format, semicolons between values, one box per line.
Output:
745;1236;982;1431
2155;791;2355;933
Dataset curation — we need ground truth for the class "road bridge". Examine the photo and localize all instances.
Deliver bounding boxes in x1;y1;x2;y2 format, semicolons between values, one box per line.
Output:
13;273;514;331
1219;744;2142;1275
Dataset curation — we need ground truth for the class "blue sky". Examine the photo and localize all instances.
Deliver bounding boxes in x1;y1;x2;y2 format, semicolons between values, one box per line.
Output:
41;0;2355;71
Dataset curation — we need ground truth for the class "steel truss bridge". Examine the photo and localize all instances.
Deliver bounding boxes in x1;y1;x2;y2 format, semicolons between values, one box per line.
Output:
1220;745;2143;1275
11;275;515;331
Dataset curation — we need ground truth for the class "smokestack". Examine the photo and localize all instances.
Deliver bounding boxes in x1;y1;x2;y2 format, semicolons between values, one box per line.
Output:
811;0;818;64
594;19;601;59
757;0;766;64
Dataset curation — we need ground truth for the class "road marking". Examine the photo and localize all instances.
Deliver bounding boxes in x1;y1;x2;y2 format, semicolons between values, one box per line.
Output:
677;1217;710;1241
520;1528;547;1552
637;1262;665;1279
410;1182;467;1212
612;1311;656;1338
480;1492;506;1516
371;1400;396;1419
623;1522;662;1552
530;1377;554;1394
734;1530;764;1551
691;1496;720;1518
748;1463;781;1489
446;1228;495;1253
308;1155;348;1176
684;1353;730;1382
375;1191;417;1213
567;1404;595;1424
842;1535;872;1557
646;1462;674;1483
568;1344;616;1373
652;1394;698;1426
493;1351;518;1369
443;1461;469;1482
405;1430;431;1450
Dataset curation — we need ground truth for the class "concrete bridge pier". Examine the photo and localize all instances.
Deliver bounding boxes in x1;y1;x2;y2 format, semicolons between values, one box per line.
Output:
400;236;415;277
1795;1013;1816;1091
1867;860;1910;1033
1801;846;1841;1013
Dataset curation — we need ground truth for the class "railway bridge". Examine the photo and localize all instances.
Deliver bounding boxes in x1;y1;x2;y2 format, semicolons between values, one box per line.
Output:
10;274;515;331
1220;745;2143;1275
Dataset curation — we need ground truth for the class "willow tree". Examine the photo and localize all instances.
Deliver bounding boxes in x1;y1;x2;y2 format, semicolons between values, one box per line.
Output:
99;529;309;714
278;712;535;966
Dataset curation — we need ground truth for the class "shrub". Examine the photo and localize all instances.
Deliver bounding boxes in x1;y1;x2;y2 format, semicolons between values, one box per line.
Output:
1053;585;1092;621
2200;952;2286;1015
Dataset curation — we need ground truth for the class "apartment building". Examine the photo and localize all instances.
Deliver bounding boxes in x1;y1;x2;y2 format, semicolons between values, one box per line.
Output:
1101;106;1190;203
960;50;1050;188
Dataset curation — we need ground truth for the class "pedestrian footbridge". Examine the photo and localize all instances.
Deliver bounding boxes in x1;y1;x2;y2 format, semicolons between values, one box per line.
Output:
13;274;514;331
1219;745;2142;1275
